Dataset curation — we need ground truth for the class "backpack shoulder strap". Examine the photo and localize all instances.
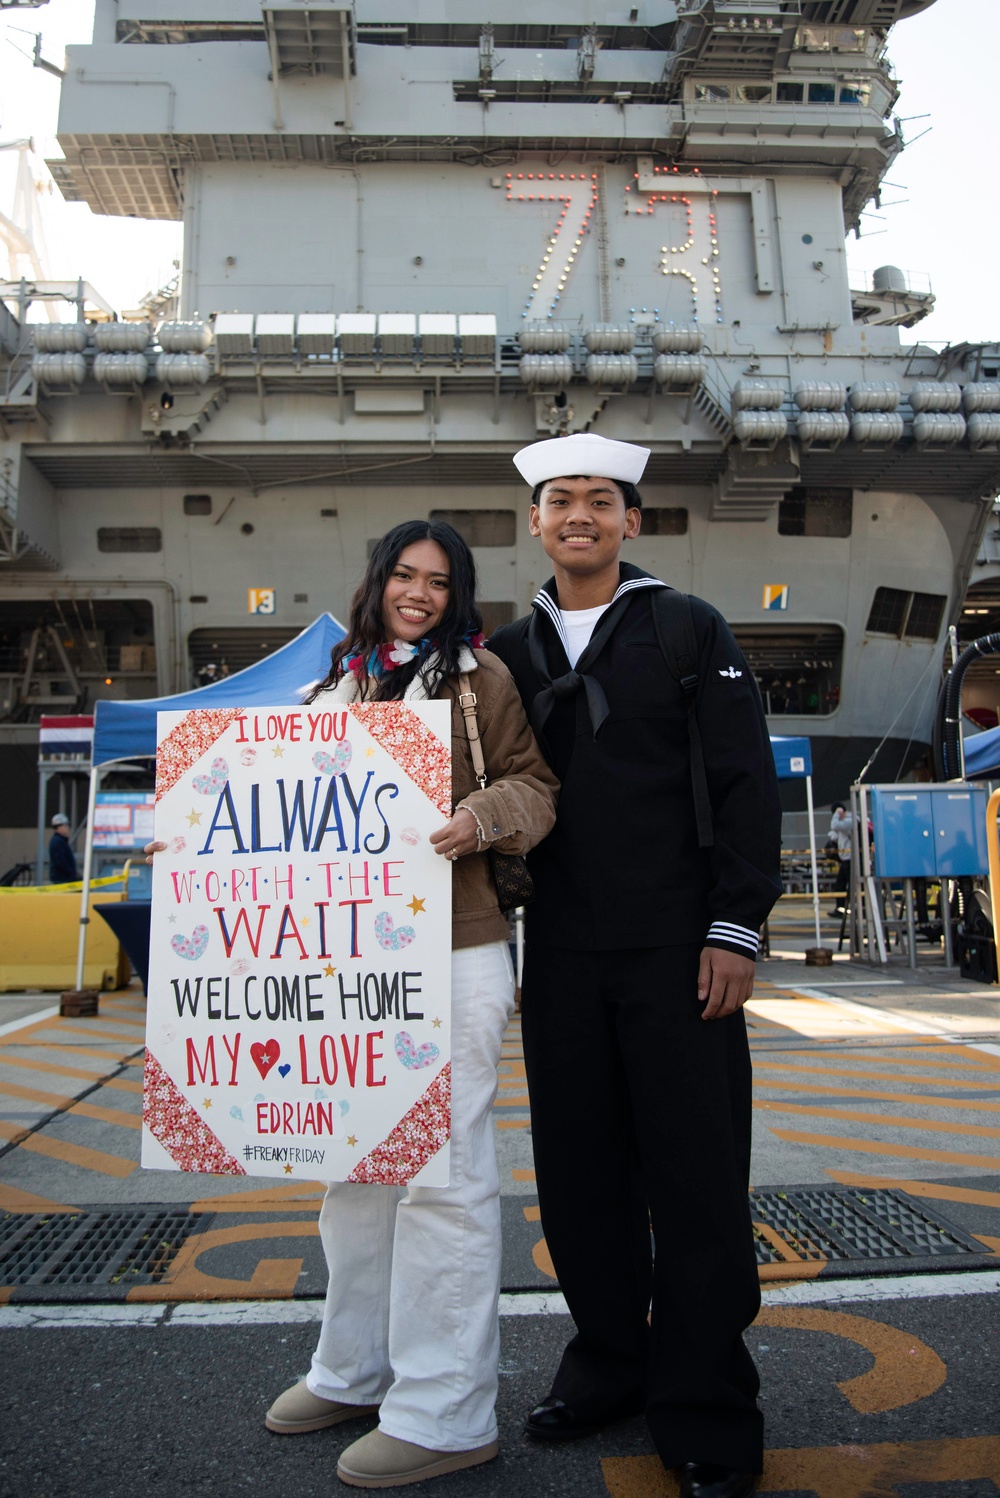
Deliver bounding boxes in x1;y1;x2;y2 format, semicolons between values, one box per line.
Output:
650;589;714;849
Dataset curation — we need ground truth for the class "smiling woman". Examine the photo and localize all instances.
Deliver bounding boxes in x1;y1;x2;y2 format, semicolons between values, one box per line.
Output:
380;539;452;644
260;517;559;1487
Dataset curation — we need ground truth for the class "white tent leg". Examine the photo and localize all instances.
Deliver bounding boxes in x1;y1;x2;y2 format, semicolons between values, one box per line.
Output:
805;773;822;949
74;765;101;992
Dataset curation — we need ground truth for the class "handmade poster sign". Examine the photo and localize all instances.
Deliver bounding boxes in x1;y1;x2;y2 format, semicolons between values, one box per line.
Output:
142;702;453;1185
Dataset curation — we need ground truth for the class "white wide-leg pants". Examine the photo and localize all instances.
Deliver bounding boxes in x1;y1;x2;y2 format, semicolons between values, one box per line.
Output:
307;940;514;1452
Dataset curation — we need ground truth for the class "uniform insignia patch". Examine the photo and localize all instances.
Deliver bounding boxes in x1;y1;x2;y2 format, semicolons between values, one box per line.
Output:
718;666;743;679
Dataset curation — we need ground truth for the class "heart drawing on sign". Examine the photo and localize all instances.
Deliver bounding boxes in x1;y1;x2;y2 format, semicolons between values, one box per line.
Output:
251;1039;281;1079
192;756;230;794
375;912;415;951
313;742;352;776
170;925;209;961
278;1063;291;1078
394;1031;440;1071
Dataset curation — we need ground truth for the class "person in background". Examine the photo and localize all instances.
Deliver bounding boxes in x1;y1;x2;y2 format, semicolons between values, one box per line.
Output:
829;801;853;916
47;813;77;884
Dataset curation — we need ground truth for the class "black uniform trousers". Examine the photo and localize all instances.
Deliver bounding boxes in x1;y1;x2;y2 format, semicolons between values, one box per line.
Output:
521;941;764;1473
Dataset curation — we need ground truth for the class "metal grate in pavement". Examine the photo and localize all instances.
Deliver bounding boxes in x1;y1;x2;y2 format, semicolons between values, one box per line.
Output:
0;1210;199;1288
751;1187;984;1266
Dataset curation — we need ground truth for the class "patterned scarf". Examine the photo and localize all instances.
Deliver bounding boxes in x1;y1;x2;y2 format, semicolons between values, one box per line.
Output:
347;628;485;680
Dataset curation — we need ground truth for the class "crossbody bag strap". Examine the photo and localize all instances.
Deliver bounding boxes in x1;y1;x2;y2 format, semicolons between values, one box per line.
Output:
458;672;488;789
650;590;715;850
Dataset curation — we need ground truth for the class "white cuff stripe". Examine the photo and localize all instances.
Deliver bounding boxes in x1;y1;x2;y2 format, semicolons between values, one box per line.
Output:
707;923;759;954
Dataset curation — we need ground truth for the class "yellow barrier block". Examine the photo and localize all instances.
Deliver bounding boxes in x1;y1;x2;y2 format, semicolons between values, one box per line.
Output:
0;891;130;993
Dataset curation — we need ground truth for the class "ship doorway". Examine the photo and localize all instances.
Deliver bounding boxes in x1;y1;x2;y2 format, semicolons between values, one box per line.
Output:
731;624;844;717
0;597;157;724
187;627;303;688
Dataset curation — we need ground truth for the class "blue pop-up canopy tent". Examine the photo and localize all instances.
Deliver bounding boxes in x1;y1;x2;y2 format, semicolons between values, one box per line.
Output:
91;612;346;767
73;613;345;990
962;724;1000;781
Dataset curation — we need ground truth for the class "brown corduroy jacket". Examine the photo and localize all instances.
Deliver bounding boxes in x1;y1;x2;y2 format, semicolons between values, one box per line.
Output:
444;650;559;948
313;647;558;949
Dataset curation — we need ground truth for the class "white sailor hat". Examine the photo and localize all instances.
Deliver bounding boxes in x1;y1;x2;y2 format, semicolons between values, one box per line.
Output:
513;432;650;488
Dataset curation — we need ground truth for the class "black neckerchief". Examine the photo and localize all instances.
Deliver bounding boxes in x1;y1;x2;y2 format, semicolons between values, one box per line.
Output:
526;564;666;742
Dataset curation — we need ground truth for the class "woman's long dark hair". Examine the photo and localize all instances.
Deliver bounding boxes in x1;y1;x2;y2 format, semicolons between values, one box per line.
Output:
308;519;482;702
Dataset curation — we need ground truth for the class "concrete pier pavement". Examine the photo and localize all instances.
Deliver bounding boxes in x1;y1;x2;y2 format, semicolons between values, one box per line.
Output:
2;916;1000;1495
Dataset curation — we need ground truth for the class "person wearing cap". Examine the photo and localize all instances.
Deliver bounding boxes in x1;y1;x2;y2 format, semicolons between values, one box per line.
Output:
48;813;77;884
488;433;781;1498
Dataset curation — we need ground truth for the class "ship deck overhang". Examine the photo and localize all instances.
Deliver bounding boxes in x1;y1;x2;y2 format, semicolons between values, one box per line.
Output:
17;443;1000;501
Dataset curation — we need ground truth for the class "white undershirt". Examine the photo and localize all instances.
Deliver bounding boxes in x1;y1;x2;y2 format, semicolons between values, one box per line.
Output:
559;603;610;668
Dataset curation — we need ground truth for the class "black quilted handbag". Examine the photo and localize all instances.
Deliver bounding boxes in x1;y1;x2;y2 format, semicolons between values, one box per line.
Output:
457;673;535;913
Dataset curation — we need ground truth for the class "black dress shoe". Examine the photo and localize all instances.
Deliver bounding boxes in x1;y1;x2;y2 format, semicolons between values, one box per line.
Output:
678;1462;759;1498
524;1394;641;1441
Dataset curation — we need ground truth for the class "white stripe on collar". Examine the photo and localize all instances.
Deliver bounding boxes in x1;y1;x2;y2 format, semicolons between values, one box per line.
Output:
531;576;665;652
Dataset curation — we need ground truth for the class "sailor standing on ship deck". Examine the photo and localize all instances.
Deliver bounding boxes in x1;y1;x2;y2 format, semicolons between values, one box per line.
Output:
488;432;782;1498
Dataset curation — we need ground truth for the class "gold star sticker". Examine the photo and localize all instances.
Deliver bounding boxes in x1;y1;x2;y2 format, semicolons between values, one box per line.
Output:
271;745;285;758
203;1098;212;1109
432;1017;442;1029
407;896;426;916
347;1134;357;1147
185;808;203;827
365;747;376;758
284;1163;293;1175
300;916;310;926
323;962;336;977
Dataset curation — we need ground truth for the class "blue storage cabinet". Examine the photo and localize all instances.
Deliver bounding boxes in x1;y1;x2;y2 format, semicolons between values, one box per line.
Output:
870;786;989;879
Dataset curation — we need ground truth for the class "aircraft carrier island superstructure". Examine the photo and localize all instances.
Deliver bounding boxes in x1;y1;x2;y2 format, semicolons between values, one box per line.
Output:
2;0;998;856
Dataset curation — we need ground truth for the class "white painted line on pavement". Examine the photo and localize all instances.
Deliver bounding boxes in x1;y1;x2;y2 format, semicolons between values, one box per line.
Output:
761;1269;1000;1306
3;1277;997;1328
170;1300;326;1326
793;981;903;987
0;1006;59;1039
0;1303;164;1329
0;1291;572;1330
499;1292;569;1316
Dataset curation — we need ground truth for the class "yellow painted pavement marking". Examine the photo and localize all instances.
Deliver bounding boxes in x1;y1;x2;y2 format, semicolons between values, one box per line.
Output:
6;1041;143;1065
0;1184;81;1213
769;1046;1000;1072
127;1221;318;1301
0;1078;73;1109
602;1436;1000;1498
0;1053;131;1085
754;1058;1000;1089
68;1099;142;1131
773;1127;1000;1171
755;1098;1000;1139
0;1118;136;1177
755;1077;1000;1111
754;1307;945;1414
826;1168;1000;1211
188;1182;326;1213
496;1119;530;1129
